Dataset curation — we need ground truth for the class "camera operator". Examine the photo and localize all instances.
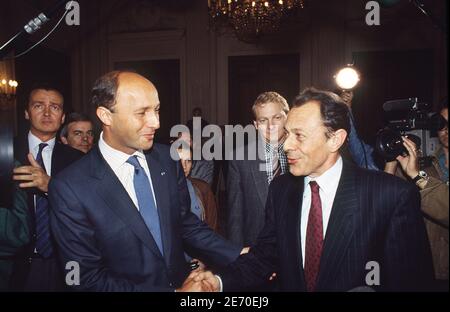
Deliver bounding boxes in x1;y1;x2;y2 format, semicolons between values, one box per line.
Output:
339;90;379;170
384;105;448;291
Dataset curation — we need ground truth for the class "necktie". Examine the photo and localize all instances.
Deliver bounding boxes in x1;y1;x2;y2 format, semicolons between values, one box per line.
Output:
272;152;281;179
127;156;164;255
304;181;323;292
35;143;53;258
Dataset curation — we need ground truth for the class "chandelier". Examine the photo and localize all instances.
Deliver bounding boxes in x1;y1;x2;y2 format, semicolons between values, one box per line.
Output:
208;0;305;42
0;78;18;112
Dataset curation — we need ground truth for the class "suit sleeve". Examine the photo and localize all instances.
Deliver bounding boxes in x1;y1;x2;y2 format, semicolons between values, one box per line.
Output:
48;176;173;292
382;183;434;291
176;160;241;267
220;183;279;291
226;160;245;245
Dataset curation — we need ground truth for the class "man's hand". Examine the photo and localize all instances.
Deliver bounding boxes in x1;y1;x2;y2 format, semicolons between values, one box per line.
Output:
192;271;220;292
341;90;354;109
396;136;420;179
176;270;217;292
13;153;50;192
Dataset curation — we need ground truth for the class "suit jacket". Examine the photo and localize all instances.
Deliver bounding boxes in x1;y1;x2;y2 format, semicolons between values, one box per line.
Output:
421;150;448;281
48;144;241;291
11;135;84;288
221;160;434;291
226;138;272;246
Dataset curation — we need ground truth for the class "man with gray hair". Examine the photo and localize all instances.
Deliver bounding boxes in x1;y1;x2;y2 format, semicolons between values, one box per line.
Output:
60;112;95;153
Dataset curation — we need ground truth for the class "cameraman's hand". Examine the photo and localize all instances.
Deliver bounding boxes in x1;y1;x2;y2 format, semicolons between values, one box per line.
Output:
396;136;420;179
340;90;354;109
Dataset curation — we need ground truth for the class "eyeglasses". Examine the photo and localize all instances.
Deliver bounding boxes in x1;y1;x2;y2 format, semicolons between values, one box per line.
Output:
30;103;63;113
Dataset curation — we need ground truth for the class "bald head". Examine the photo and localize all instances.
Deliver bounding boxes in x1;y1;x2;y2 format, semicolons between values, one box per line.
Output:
94;70;161;154
91;71;157;112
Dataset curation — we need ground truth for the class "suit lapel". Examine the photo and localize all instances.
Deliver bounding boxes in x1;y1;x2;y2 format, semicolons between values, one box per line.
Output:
92;147;164;260
145;149;172;266
316;161;357;291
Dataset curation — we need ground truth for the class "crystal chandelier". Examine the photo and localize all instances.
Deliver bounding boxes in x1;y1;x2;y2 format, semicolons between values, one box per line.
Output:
208;0;305;42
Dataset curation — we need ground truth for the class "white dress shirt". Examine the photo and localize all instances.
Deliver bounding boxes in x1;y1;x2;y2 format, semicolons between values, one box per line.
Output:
300;156;343;267
28;131;55;176
98;132;157;211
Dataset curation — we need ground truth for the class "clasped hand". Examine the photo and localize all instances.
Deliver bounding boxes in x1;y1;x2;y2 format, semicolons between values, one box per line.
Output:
177;270;220;292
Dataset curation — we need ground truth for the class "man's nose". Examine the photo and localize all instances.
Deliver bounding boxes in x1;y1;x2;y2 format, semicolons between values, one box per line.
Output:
146;113;160;129
43;105;51;116
284;133;293;152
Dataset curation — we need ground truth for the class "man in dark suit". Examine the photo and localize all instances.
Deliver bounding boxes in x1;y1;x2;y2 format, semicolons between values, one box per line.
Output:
48;71;242;291
11;84;84;291
195;88;434;291
226;92;289;247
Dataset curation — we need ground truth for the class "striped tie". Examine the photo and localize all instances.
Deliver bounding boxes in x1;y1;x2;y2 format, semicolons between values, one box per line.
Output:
272;152;281;179
35;143;53;258
304;181;323;292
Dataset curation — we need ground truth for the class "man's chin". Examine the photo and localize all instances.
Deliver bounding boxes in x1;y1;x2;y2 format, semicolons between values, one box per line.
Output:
140;140;154;151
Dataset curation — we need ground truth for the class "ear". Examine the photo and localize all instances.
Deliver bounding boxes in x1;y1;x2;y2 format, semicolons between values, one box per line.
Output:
61;113;65;124
96;106;113;126
61;136;68;144
253;120;258;130
328;129;348;152
24;109;30;120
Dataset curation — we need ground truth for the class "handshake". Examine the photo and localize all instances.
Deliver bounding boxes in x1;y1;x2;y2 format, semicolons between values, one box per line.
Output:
176;247;251;292
177;267;221;292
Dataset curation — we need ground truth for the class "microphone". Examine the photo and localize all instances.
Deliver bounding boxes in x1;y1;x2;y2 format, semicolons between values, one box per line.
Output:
0;0;69;59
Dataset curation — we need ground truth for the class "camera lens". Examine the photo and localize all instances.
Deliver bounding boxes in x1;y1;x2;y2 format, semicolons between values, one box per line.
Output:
375;129;405;161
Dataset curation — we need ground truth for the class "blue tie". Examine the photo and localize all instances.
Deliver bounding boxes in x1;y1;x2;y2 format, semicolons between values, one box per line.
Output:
35;143;53;258
127;156;164;255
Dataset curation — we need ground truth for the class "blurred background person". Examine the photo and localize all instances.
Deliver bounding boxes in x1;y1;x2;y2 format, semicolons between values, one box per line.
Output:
177;145;218;232
60;112;95;153
338;89;379;171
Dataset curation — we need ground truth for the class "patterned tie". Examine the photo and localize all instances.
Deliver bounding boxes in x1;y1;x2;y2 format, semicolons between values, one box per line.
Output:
35;143;53;258
127;156;164;255
304;181;323;292
272;152;281;179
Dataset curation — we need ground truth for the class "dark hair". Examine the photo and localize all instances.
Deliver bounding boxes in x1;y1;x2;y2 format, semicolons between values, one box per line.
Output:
292;87;351;138
60;112;93;138
28;82;64;107
91;71;123;111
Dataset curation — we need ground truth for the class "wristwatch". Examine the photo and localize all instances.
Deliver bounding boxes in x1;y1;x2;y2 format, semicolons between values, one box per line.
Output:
412;170;429;185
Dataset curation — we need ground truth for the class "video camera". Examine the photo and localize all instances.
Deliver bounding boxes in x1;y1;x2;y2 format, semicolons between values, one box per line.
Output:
375;97;446;161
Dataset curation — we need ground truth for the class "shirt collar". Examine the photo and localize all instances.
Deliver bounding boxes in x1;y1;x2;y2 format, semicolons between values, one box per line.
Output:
98;132;146;171
28;131;56;152
304;156;343;194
